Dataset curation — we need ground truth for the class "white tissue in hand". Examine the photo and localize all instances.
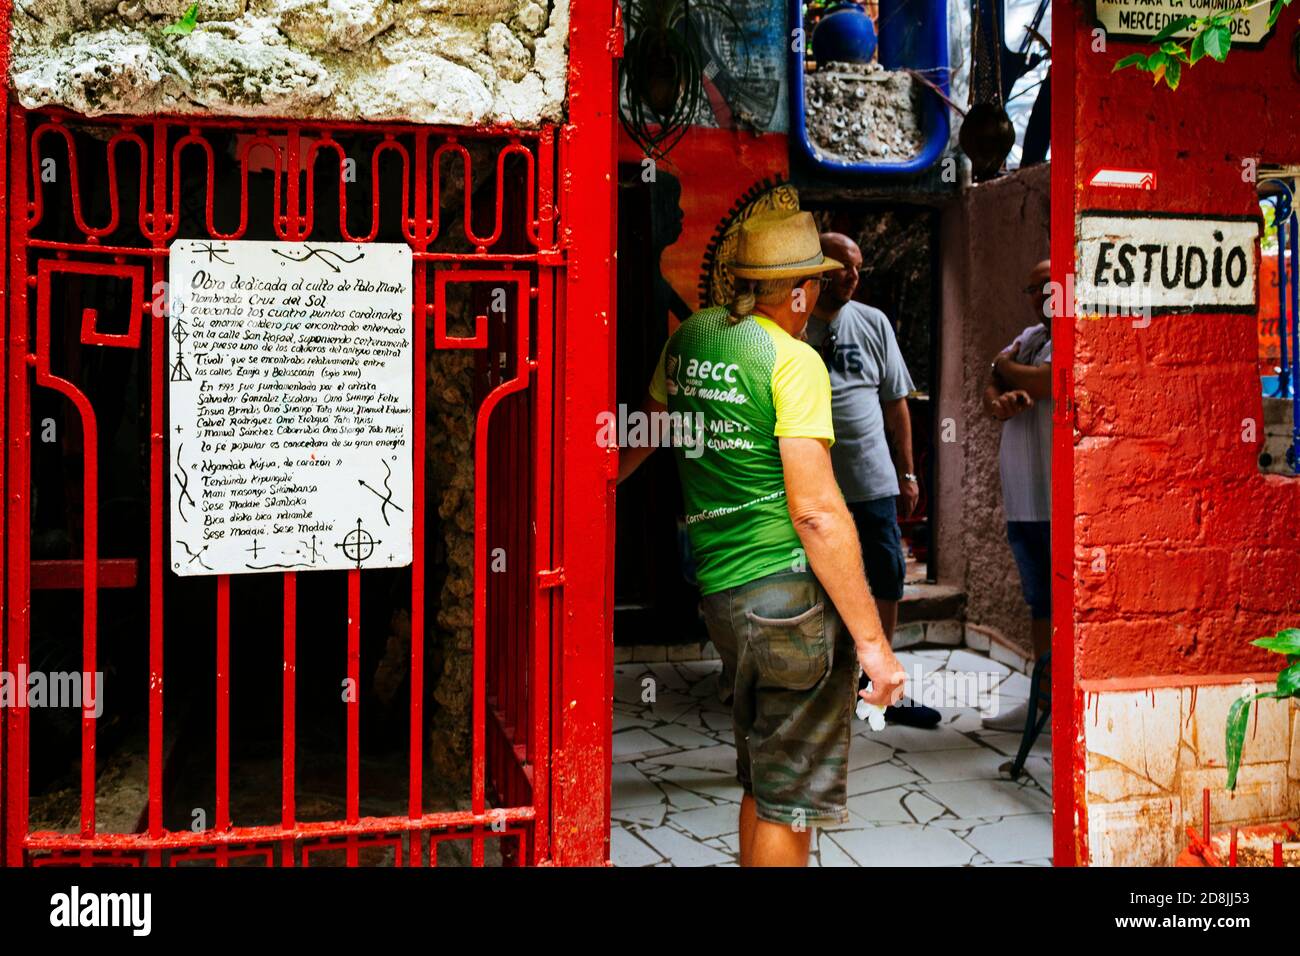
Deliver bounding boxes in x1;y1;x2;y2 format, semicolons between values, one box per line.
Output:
856;696;887;731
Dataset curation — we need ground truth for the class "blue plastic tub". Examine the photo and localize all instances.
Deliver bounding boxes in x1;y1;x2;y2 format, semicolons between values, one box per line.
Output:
791;0;950;175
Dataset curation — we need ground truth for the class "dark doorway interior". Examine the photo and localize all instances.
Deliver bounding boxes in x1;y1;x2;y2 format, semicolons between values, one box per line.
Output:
612;181;941;648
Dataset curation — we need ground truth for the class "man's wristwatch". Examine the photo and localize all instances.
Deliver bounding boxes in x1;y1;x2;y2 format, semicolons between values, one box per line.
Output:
902;473;918;484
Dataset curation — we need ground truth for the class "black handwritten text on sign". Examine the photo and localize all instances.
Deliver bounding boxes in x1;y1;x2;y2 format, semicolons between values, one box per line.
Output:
168;240;414;576
1076;213;1259;317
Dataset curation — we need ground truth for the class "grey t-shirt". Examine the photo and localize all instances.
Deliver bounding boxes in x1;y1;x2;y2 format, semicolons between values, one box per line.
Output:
998;323;1053;522
803;301;914;502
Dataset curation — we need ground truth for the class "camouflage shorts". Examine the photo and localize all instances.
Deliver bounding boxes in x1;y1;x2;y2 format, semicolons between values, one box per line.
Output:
701;570;855;828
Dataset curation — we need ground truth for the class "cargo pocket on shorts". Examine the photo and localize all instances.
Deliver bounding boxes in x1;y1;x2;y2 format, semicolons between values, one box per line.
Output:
745;602;829;691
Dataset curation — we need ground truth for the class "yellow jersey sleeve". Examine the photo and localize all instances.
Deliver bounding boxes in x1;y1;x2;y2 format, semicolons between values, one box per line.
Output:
770;334;835;445
648;340;669;404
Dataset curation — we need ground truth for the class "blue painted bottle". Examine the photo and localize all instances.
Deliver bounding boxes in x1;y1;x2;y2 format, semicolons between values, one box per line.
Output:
811;2;878;64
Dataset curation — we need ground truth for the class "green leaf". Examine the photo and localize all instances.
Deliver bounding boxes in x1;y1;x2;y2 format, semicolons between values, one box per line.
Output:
1146;50;1169;70
1225;695;1251;790
1189;30;1206;64
1204;24;1232;62
1253;628;1300;654
1113;53;1149;72
1164;59;1182;89
1159;41;1185;56
1151;15;1198;44
161;2;199;36
1277;659;1300;696
1267;0;1291;29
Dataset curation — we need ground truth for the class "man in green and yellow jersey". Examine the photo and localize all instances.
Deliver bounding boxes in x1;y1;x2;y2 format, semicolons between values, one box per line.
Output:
619;211;905;866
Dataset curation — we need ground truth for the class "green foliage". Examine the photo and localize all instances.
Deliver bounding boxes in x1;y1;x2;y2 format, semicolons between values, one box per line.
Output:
161;2;200;36
1225;626;1300;790
1111;0;1292;89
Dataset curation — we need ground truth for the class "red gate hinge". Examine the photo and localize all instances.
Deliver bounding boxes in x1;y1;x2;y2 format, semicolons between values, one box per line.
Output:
538;568;566;589
538;248;565;267
609;3;625;58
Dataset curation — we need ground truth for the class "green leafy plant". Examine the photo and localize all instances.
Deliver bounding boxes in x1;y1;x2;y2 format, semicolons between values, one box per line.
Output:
1225;627;1300;790
161;2;200;36
619;0;747;159
1112;0;1293;90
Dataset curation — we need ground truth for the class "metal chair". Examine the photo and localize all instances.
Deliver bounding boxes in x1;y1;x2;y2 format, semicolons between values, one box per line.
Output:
1006;649;1050;780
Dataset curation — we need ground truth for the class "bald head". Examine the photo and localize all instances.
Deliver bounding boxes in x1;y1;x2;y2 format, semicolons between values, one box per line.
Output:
817;232;863;313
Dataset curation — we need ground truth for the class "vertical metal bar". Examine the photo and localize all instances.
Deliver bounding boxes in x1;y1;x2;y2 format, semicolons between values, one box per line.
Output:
408;130;428;866
1276;209;1288;398
346;567;360;866
5;107;30;867
1049;0;1079;868
282;571;297;867
215;574;230;867
148;118;167;867
77;374;99;841
529;128;556;864
405;128;426;868
1289;211;1299;463
0;10;10;869
550;0;617;866
285;127;302;241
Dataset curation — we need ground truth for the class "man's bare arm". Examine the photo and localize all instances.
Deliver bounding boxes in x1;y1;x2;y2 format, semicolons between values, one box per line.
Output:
616;395;667;485
993;356;1051;401
882;397;917;518
780;437;904;706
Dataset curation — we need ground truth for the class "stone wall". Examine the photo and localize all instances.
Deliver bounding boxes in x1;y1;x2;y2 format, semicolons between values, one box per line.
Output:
1084;681;1300;866
10;0;568;126
935;163;1051;658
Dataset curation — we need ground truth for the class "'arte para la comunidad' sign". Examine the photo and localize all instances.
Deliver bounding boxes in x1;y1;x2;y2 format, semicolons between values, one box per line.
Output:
1094;0;1275;47
1074;211;1259;316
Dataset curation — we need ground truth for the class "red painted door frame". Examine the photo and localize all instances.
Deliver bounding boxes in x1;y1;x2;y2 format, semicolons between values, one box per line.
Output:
1049;0;1080;867
550;0;619;866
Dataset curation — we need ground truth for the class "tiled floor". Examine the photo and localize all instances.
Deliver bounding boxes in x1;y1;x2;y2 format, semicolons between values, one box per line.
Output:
611;648;1052;866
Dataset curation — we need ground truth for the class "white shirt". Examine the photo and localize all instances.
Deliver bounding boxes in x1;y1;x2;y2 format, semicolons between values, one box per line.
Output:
998;324;1052;522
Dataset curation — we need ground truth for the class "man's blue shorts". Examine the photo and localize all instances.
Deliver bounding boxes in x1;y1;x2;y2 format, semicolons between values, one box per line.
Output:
848;496;906;602
1007;520;1051;620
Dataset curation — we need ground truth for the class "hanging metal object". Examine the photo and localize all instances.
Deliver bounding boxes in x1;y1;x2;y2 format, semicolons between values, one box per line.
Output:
959;0;1015;181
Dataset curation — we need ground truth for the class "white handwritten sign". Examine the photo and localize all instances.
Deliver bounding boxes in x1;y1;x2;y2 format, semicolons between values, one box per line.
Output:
1076;213;1259;315
168;240;413;576
1094;1;1274;47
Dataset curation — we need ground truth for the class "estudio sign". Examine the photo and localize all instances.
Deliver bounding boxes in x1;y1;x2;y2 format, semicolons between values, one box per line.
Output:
1075;211;1260;316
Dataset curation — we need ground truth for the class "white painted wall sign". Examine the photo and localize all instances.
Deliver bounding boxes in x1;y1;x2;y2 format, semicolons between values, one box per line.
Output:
168;240;414;576
1094;1;1274;47
1076;212;1259;315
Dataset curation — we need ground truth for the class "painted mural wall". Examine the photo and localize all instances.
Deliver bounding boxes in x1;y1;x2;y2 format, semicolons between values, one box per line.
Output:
1066;2;1300;865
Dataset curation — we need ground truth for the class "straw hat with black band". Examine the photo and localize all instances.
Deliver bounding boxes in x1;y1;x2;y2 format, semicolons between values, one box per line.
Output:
726;210;842;280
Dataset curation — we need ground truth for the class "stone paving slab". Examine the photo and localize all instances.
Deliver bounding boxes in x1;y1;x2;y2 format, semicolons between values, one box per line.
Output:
611;647;1053;866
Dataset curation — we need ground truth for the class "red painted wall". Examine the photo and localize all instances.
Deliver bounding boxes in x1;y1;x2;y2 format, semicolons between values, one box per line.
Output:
1068;2;1300;682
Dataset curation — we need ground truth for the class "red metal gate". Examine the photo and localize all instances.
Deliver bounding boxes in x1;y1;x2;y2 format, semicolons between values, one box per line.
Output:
0;1;618;868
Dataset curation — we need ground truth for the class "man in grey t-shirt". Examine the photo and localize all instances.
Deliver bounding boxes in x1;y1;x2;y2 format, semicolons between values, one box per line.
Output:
805;232;938;728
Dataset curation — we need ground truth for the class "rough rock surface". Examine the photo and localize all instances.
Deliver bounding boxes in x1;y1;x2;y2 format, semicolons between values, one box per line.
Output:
10;0;568;126
804;60;923;165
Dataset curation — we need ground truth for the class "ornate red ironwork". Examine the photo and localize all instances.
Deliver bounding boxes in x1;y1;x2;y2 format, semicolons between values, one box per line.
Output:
4;107;565;867
0;0;618;871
